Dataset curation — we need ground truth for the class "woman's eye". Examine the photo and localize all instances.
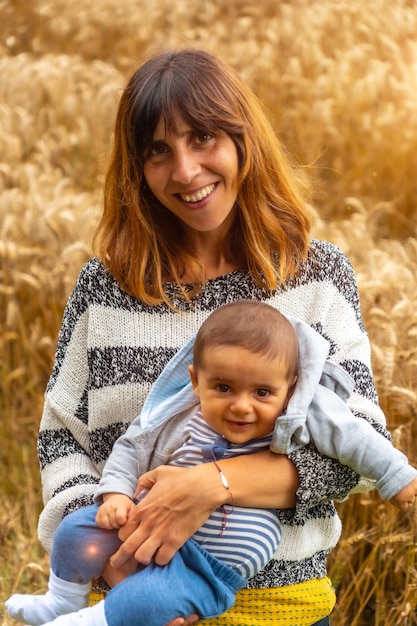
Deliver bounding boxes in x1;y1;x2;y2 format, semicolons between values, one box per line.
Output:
195;132;212;145
153;144;168;155
146;143;168;159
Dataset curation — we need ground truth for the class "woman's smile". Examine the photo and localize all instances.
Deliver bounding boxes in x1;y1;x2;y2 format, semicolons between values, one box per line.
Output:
178;183;217;204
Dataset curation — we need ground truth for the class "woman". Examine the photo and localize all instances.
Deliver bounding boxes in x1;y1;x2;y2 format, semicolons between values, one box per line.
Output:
37;48;388;626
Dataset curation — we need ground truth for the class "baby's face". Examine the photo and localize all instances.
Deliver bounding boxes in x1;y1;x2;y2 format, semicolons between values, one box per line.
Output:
189;345;297;444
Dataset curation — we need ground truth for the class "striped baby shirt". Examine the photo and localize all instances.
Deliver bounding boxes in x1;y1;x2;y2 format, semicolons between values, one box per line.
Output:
169;411;282;579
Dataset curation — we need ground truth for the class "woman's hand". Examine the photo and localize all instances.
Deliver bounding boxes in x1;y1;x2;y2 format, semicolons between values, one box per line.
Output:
110;463;221;568
110;451;298;569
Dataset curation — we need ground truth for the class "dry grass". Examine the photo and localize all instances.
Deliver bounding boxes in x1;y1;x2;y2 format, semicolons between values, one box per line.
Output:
1;1;417;624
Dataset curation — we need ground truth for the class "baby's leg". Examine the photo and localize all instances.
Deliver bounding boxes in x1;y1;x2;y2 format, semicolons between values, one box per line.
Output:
6;572;92;625
103;539;246;625
42;601;107;626
6;505;122;625
51;505;122;583
30;540;244;626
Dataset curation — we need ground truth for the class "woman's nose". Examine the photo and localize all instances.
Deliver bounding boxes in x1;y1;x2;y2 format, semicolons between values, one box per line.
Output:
171;148;201;184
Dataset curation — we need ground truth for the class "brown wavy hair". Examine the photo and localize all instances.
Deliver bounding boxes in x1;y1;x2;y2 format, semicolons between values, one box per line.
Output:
93;48;312;306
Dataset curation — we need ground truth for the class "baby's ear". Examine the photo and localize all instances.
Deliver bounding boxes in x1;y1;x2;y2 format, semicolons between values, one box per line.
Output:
188;364;199;394
287;375;298;402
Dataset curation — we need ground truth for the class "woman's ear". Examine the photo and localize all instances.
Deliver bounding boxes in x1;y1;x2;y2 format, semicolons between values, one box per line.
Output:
188;364;199;396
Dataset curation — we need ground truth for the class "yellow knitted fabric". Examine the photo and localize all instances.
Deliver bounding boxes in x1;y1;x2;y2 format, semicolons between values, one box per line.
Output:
88;590;106;607
201;578;335;625
89;577;335;625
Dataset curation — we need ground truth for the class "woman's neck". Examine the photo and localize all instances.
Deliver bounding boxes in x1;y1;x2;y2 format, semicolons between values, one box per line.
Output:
200;256;239;280
184;227;239;280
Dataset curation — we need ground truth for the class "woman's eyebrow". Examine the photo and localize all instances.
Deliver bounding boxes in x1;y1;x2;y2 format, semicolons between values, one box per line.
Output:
152;128;194;142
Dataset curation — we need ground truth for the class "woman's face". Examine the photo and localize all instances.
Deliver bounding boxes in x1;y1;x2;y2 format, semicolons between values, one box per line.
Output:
143;111;239;241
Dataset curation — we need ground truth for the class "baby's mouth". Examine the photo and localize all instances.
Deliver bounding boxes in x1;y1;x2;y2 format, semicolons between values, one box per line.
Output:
228;420;253;427
179;183;216;203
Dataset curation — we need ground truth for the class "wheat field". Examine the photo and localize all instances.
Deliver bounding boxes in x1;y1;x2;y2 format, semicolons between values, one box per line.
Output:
1;0;417;624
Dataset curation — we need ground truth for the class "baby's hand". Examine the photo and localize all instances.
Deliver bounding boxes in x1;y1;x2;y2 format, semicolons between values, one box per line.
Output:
96;493;134;529
390;476;417;509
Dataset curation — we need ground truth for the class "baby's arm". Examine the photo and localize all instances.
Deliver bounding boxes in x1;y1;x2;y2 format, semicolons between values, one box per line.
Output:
304;384;417;501
390;476;417;509
96;493;135;529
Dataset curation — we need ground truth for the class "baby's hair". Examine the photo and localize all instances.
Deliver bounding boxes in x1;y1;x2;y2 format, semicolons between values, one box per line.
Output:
193;300;299;379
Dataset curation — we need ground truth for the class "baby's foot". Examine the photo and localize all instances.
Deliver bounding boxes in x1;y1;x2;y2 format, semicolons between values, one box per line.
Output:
6;592;68;625
42;601;107;626
6;574;91;625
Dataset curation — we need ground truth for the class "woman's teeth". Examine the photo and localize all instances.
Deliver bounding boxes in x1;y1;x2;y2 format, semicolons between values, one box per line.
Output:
180;183;215;203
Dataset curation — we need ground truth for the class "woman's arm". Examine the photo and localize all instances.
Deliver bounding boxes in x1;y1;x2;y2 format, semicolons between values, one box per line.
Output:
285;242;391;516
213;450;299;508
37;276;99;552
110;451;298;568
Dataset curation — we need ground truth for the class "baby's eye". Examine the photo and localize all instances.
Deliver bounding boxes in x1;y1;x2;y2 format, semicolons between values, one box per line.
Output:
256;389;270;398
216;383;230;393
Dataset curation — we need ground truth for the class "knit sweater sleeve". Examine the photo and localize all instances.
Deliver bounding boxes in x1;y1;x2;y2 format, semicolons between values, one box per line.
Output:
283;241;390;516
37;262;105;552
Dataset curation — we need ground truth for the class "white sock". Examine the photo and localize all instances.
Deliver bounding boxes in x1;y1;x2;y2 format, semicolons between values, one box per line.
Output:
5;571;91;625
43;600;107;626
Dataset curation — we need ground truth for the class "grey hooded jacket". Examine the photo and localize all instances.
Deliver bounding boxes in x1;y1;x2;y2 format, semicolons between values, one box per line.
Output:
95;316;416;504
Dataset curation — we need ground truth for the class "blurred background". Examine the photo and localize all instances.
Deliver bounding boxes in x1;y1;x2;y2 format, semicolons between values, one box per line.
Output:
1;1;417;624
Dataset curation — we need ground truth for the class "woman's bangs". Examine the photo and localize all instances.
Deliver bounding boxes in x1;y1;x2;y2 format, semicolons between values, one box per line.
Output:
133;77;188;154
166;77;220;133
134;64;245;155
134;95;162;156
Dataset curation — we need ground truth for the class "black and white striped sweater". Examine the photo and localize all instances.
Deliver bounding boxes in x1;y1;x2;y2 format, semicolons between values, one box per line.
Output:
37;238;388;587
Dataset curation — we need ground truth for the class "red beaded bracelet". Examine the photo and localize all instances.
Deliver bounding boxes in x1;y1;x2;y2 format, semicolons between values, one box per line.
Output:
213;461;235;535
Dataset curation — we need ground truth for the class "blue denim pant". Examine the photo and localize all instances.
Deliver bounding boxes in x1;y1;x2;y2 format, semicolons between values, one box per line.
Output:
51;505;246;626
52;506;331;626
